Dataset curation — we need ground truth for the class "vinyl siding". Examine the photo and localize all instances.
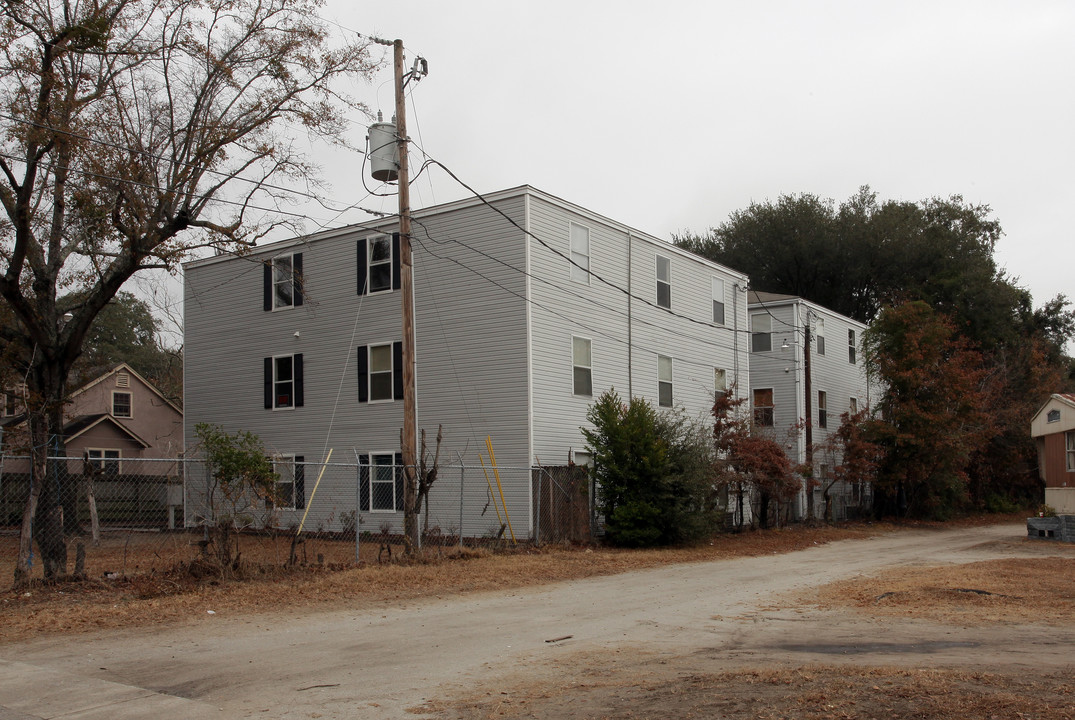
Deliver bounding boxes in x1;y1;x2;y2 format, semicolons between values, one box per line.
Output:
527;194;748;464
748;298;871;464
184;194;531;535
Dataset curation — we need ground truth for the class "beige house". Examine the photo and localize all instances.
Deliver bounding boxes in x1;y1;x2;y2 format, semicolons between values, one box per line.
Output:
1031;393;1075;514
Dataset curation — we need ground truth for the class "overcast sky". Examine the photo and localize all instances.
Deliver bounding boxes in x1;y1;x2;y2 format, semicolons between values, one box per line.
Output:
290;0;1073;314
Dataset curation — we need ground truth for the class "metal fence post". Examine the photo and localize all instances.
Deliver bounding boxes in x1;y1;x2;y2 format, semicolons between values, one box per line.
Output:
458;465;464;548
534;468;541;546
361;466;365;567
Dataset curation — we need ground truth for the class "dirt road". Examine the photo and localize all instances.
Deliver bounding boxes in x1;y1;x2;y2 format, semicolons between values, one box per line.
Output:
2;522;1071;719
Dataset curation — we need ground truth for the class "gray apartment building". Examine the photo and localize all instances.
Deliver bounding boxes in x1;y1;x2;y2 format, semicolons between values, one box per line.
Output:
183;186;750;538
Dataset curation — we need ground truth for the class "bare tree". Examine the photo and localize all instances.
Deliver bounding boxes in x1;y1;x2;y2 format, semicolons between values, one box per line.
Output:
0;0;379;584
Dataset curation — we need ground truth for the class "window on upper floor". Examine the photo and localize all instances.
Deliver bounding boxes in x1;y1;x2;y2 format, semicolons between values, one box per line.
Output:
815;317;826;356
712;277;726;325
572;336;592;396
268;455;305;510
357;234;401;295
817;390;828;429
357;342;403;403
570;223;590;284
264;354;304;409
359;452;404;512
753;388;774;426
848;328;857;364
87;449;121;476
112;391;132;418
656;255;671;309
263;252;303;311
1047;409;1061;423
751;314;772;353
658;355;673;408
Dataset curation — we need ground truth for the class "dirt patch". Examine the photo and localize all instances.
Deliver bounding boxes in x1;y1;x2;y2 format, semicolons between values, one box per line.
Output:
416;528;1075;720
424;665;1075;719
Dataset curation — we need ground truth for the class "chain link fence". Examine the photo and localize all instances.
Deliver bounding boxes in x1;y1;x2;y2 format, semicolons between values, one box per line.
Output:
0;455;594;588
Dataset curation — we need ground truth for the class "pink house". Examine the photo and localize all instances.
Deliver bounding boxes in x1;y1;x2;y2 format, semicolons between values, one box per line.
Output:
1;363;183;473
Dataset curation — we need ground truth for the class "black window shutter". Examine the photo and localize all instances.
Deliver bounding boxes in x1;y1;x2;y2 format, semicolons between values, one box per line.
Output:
263;263;272;311
393;341;403;400
356;239;367;295
394;452;404;511
293;253;303;307
359;455;370;511
392;232;401;291
293;354;304;407
294;456;305;509
263;357;273;408
357;345;369;403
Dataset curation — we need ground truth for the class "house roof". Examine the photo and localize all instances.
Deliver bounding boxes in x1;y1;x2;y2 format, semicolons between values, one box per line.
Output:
183;184;751;283
749;290;801;304
747;290;869;330
70;362;182;417
63;413;151;448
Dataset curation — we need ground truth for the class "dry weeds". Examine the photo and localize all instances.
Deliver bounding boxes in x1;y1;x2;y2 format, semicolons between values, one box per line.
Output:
429;665;1075;719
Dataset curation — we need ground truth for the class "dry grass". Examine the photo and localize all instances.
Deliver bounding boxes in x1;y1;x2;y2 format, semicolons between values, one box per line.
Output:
428;665;1075;719
812;556;1075;625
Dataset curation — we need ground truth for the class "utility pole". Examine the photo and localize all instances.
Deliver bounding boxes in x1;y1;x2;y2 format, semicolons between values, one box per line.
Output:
803;313;814;521
392;38;419;550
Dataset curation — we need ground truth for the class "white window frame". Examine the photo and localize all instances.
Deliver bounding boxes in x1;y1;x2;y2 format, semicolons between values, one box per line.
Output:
112;391;132;418
850;396;858;414
271;454;297;510
815;317;826;356
569;223;590;284
272;354;296;410
370;452;397;512
272;253;296;310
751;314;772;353
712;277;726;325
367;235;394;294
656;255;671;309
658;355;673;408
367;343;394;403
753;388;775;426
848;328;857;364
572;336;592;396
817;390;827;429
87;448;121;475
1067;431;1075;473
714;368;728;397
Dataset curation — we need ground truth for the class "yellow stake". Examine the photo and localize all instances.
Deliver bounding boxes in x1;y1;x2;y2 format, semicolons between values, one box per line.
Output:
478;453;505;526
297;448;333;535
485;436;516;544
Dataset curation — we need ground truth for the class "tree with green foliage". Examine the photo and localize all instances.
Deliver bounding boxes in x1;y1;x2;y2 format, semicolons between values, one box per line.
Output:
195;423;278;573
863;302;994;519
59;291;182;400
583;390;720;547
0;0;378;584
679;187;1074;517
